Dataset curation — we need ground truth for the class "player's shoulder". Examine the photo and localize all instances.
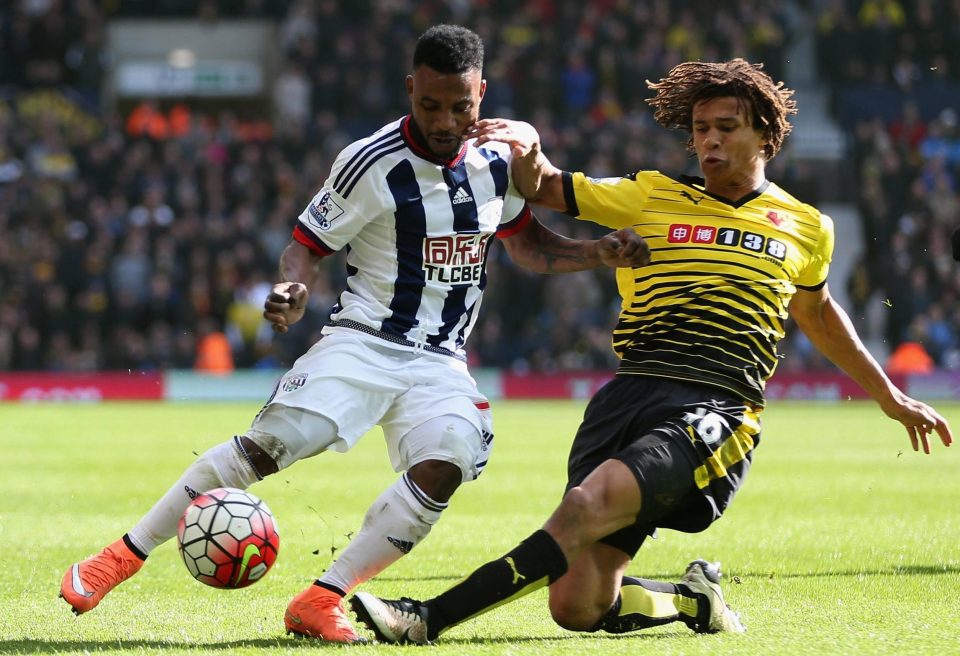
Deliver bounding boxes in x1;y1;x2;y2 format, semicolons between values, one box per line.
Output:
469;138;513;165
575;169;661;187
336;116;406;161
328;117;408;199
764;182;828;227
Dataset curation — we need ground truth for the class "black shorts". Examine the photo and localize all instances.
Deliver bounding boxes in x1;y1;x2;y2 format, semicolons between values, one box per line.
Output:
565;375;762;557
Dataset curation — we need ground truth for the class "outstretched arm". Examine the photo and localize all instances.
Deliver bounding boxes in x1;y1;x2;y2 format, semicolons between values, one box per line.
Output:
499;217;649;273
262;240;326;333
789;284;953;453
467;118;566;211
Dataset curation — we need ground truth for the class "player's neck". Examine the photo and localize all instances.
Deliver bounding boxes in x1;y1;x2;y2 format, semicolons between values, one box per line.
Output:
406;117;431;151
703;168;767;203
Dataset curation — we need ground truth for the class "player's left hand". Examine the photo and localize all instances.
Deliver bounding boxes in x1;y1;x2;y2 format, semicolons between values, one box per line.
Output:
881;391;953;454
596;228;650;268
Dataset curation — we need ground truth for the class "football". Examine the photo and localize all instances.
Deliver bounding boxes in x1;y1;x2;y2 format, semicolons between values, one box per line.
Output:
177;487;280;589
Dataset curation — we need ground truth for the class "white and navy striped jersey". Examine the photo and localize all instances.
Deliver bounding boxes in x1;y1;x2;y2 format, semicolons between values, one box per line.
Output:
293;115;532;357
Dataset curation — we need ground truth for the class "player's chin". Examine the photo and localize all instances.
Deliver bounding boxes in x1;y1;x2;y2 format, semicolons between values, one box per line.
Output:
429;138;461;158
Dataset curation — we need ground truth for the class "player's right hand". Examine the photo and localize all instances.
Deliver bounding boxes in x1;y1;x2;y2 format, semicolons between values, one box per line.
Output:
465;118;541;159
880;390;953;455
263;281;308;333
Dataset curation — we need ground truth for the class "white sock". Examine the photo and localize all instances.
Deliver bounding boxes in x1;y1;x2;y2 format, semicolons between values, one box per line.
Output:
126;437;261;555
319;473;446;595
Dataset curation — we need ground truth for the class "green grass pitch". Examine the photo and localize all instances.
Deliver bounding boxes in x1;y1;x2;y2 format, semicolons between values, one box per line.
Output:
2;399;958;655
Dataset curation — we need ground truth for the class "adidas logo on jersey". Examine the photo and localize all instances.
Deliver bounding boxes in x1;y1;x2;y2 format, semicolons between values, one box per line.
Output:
451;187;473;205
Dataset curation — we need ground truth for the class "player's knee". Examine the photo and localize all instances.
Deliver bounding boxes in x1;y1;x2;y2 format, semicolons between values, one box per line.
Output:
407;459;463;502
560;485;601;523
553;485;628;545
237;435;279;477
401;415;485;495
549;595;605;632
246;407;340;470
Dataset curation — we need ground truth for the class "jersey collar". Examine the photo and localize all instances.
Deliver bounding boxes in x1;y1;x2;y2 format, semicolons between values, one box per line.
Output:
678;174;770;208
401;115;468;168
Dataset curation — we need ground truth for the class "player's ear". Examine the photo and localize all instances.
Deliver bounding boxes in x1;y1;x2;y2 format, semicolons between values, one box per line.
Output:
405;74;414;98
478;78;487;101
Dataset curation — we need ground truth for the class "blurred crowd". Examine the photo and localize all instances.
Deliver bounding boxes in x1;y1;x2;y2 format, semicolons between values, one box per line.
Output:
0;0;956;374
816;0;960;371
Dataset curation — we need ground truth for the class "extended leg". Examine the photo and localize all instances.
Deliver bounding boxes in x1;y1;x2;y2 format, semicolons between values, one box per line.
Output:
352;458;643;643
288;416;474;642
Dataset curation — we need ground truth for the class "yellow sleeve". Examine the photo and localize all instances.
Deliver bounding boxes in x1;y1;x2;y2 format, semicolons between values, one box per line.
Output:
565;171;655;230
795;212;834;288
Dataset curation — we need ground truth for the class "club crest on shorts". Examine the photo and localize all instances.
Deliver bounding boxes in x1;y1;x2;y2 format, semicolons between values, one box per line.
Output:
307;191;344;231
282;373;308;392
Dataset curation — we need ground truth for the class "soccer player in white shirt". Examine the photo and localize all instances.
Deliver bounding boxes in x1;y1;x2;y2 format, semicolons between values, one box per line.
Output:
59;24;649;641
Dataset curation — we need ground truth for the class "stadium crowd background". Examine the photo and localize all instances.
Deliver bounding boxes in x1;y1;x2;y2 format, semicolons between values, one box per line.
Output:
0;0;958;375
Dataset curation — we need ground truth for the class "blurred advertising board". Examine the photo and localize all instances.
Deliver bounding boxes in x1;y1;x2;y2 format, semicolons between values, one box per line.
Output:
0;372;163;401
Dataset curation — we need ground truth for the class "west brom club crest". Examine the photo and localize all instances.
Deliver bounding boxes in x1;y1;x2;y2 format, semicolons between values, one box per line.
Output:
282;373;308;392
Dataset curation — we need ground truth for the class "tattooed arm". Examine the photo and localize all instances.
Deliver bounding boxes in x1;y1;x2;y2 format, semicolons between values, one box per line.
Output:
499;217;650;273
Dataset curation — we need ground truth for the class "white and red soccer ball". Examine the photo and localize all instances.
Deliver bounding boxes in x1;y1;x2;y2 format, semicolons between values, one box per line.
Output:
177;487;280;589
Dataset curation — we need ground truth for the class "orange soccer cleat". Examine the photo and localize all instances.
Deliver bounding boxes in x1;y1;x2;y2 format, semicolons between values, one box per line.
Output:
285;584;365;643
59;537;145;615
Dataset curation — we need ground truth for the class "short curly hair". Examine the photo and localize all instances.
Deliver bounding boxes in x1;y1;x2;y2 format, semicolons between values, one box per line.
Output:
413;24;484;75
646;59;797;160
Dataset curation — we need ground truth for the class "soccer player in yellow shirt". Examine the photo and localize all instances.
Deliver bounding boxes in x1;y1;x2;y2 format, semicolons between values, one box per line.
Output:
351;58;953;643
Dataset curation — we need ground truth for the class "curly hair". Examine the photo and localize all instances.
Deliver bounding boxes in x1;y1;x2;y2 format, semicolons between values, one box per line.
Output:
646;59;797;160
414;24;484;75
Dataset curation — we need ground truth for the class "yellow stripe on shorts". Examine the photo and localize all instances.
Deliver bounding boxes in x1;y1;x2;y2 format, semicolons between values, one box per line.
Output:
693;407;761;489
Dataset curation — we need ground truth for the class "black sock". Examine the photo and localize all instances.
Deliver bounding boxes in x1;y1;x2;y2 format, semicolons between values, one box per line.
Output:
315;581;346;597
424;529;567;639
122;534;148;561
592;576;700;633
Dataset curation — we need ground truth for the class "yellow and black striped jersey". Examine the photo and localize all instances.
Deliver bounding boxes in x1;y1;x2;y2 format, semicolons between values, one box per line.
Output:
563;170;834;406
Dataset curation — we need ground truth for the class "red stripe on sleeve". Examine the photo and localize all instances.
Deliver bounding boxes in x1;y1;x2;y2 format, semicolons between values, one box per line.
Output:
293;225;335;256
495;206;532;239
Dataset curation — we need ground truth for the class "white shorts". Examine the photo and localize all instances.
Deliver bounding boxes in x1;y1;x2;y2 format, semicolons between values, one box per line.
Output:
251;330;493;478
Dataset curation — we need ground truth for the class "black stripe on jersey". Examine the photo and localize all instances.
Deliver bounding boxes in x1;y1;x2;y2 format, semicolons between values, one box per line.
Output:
429;286;469;349
477;148;509;197
677;175;770;208
478;232;495;291
796;279;827;291
624;281;784;336
451;237;495;347
618;329;774;374
629;268;785;315
614;308;778;366
617;310;778;361
641;208;749;220
454;299;479;349
334;130;403;195
640;253;780;284
382;160;427;337
561;171;579;216
340;141;408;200
617;342;770;386
443;160;479;232
332;247;359;318
620;293;782;344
